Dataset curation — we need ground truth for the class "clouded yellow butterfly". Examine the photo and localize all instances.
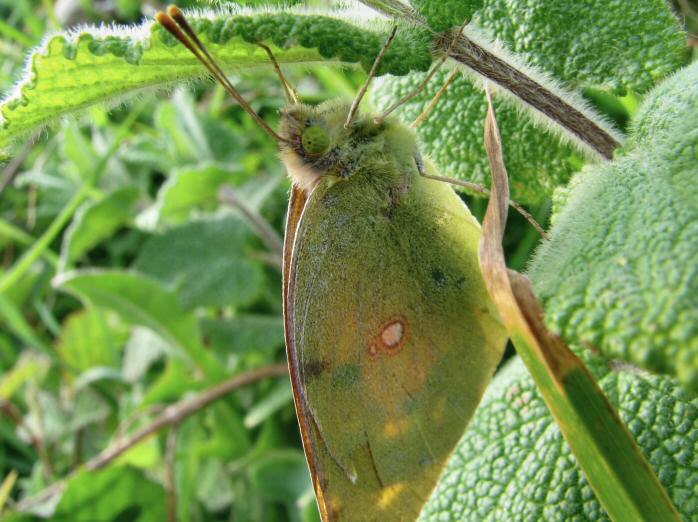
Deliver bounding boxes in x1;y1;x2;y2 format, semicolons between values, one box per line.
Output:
157;7;507;521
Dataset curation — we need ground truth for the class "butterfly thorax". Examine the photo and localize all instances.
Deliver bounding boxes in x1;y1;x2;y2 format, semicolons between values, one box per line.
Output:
279;101;419;195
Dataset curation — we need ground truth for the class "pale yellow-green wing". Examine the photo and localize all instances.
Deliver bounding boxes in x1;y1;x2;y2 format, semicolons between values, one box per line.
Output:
285;173;506;521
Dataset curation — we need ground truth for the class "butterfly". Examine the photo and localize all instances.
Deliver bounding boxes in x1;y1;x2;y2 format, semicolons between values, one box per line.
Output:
157;7;507;520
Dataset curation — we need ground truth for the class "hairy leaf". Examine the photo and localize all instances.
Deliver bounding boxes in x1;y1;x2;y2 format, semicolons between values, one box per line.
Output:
473;0;687;93
421;351;698;521
529;62;698;390
0;8;432;149
373;0;686;203
409;0;483;31
373;71;576;203
627;62;698;149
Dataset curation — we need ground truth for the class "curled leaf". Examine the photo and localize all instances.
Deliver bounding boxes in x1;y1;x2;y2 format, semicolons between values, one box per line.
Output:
477;92;680;522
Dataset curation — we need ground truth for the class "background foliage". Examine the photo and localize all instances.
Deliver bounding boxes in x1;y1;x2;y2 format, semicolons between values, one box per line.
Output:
0;0;696;521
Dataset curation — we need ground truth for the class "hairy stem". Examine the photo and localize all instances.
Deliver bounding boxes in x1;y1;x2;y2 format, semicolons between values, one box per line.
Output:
441;29;620;159
359;0;622;159
12;363;289;514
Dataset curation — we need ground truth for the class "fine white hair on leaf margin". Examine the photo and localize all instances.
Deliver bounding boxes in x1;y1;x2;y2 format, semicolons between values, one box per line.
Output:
460;22;626;159
0;5;393;146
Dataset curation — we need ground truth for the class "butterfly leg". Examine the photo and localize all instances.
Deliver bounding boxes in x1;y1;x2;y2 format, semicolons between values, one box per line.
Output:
414;153;549;239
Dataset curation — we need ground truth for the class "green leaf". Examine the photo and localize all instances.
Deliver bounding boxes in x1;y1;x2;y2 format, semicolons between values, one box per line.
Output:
244;381;293;428
122;327;169;383
0;9;432;149
48;466;167;521
0;293;52;355
60;186;140;265
627;61;698;149
134;216;265;309
56;308;121;373
529;62;698;390
54;269;224;379
201;315;284;356
373;71;576;203
409;0;483;31
141;359;202;406
153;163;246;225
420;351;698;521
372;0;686;203
472;0;686;93
0;352;49;400
248;449;312;503
195;460;234;514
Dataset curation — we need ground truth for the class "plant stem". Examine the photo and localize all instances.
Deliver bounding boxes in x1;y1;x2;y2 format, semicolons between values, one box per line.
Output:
0;105;142;295
12;363;289;514
0;218;58;267
358;0;622;159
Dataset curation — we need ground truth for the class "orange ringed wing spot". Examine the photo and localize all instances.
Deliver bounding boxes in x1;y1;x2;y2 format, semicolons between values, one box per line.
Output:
368;316;410;357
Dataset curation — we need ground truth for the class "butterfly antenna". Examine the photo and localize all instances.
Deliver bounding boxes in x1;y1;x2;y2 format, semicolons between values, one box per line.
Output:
344;25;398;129
376;19;468;124
410;69;460;129
258;43;299;105
156;6;290;144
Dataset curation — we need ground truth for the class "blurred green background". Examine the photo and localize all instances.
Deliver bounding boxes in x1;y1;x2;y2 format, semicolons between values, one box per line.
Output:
0;1;695;521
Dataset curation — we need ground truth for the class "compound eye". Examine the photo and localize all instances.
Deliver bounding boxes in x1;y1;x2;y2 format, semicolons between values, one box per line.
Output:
301;125;330;155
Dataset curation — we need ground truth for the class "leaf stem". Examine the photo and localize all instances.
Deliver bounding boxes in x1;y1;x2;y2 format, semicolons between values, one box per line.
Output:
0;106;142;295
11;363;289;514
358;0;622;159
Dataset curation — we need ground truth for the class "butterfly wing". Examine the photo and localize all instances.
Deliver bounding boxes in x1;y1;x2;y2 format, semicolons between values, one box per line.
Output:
284;174;506;521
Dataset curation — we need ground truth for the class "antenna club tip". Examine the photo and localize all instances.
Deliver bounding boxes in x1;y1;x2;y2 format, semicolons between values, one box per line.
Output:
155;12;168;23
167;5;183;17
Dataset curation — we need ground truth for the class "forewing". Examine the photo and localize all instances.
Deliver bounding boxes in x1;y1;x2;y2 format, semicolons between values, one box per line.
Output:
286;175;506;521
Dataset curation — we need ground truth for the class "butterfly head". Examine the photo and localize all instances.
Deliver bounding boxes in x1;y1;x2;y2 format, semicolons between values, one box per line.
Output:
279;101;387;192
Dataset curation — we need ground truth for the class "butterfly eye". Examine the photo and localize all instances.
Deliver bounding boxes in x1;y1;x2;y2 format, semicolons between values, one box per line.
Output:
301;125;330;155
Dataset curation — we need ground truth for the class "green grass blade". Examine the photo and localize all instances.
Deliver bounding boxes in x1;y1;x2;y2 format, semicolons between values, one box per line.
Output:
0;105;141;294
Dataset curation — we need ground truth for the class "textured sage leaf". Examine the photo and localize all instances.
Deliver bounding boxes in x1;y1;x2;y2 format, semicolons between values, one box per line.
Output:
529;62;698;391
373;0;686;203
409;0;483;31
133;216;265;309
421;351;698;521
373;71;576;203
627;61;698;150
472;0;687;93
0;8;432;149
